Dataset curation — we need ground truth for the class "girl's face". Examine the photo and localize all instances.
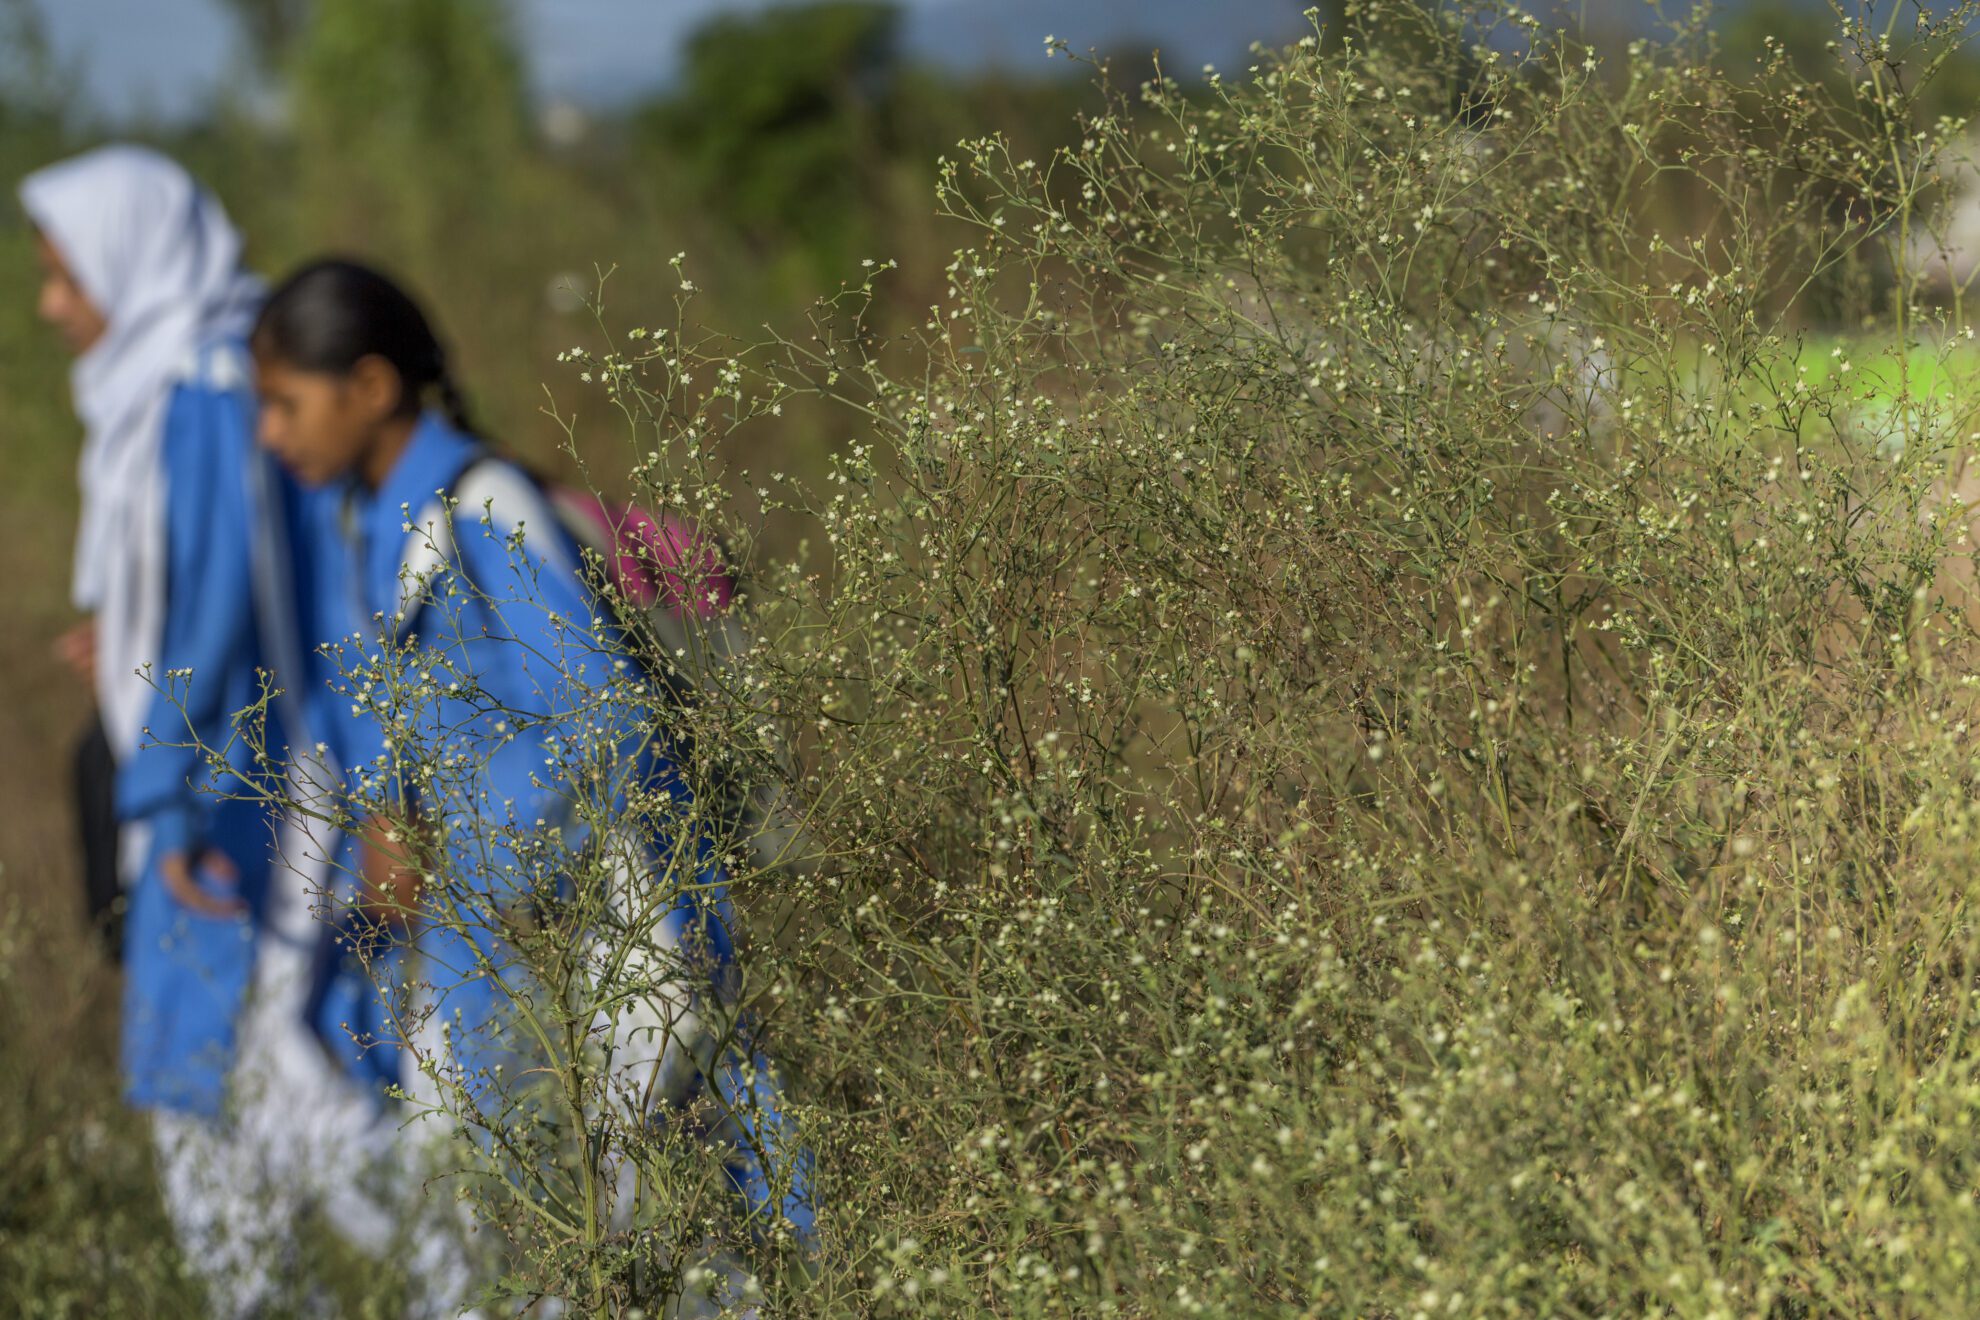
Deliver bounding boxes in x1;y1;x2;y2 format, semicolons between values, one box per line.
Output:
34;231;106;355
252;352;404;488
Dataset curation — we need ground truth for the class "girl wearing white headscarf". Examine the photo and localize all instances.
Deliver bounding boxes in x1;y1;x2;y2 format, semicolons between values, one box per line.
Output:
21;146;472;1317
23;145;263;763
27;144;266;955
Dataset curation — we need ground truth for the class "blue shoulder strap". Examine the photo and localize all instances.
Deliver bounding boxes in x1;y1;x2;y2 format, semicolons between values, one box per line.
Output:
393;450;581;640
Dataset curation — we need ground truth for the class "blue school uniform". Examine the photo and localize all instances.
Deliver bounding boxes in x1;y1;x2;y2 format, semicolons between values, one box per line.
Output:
115;339;393;1117
113;338;283;1114
316;411;812;1235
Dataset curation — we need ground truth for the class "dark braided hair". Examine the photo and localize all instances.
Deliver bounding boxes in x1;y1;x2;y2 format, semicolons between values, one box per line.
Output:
253;257;477;436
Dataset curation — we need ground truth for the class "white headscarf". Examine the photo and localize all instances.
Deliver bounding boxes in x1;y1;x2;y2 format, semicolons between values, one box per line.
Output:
19;145;263;757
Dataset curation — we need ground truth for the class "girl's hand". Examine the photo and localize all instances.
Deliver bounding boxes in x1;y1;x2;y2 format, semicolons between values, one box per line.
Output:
158;847;246;919
53;618;96;684
359;818;424;931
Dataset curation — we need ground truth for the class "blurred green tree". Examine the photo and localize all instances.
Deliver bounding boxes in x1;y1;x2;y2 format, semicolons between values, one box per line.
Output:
638;3;899;283
216;0;312;66
288;0;527;258
0;0;64;138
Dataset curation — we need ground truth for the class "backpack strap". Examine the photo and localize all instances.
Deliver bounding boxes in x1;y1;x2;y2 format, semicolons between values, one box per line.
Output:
394;454;576;640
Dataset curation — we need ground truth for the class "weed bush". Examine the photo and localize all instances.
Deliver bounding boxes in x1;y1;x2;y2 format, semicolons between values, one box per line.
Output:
598;3;1980;1313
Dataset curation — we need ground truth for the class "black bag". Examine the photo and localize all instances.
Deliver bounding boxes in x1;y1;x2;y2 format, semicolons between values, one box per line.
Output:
73;712;122;962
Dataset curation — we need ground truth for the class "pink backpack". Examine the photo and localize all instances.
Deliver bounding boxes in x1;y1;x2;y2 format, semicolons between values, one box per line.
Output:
546;487;736;623
543;485;810;875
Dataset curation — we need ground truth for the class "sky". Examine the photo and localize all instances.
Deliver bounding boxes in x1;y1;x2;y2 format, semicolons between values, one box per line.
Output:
26;0;1320;124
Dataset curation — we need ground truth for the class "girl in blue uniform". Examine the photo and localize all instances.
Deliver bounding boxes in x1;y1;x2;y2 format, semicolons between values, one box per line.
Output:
250;259;814;1300
21;150;446;1316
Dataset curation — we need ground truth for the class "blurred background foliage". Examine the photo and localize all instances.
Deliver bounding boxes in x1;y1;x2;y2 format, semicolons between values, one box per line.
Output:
201;0;1108;492
17;0;1959;507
